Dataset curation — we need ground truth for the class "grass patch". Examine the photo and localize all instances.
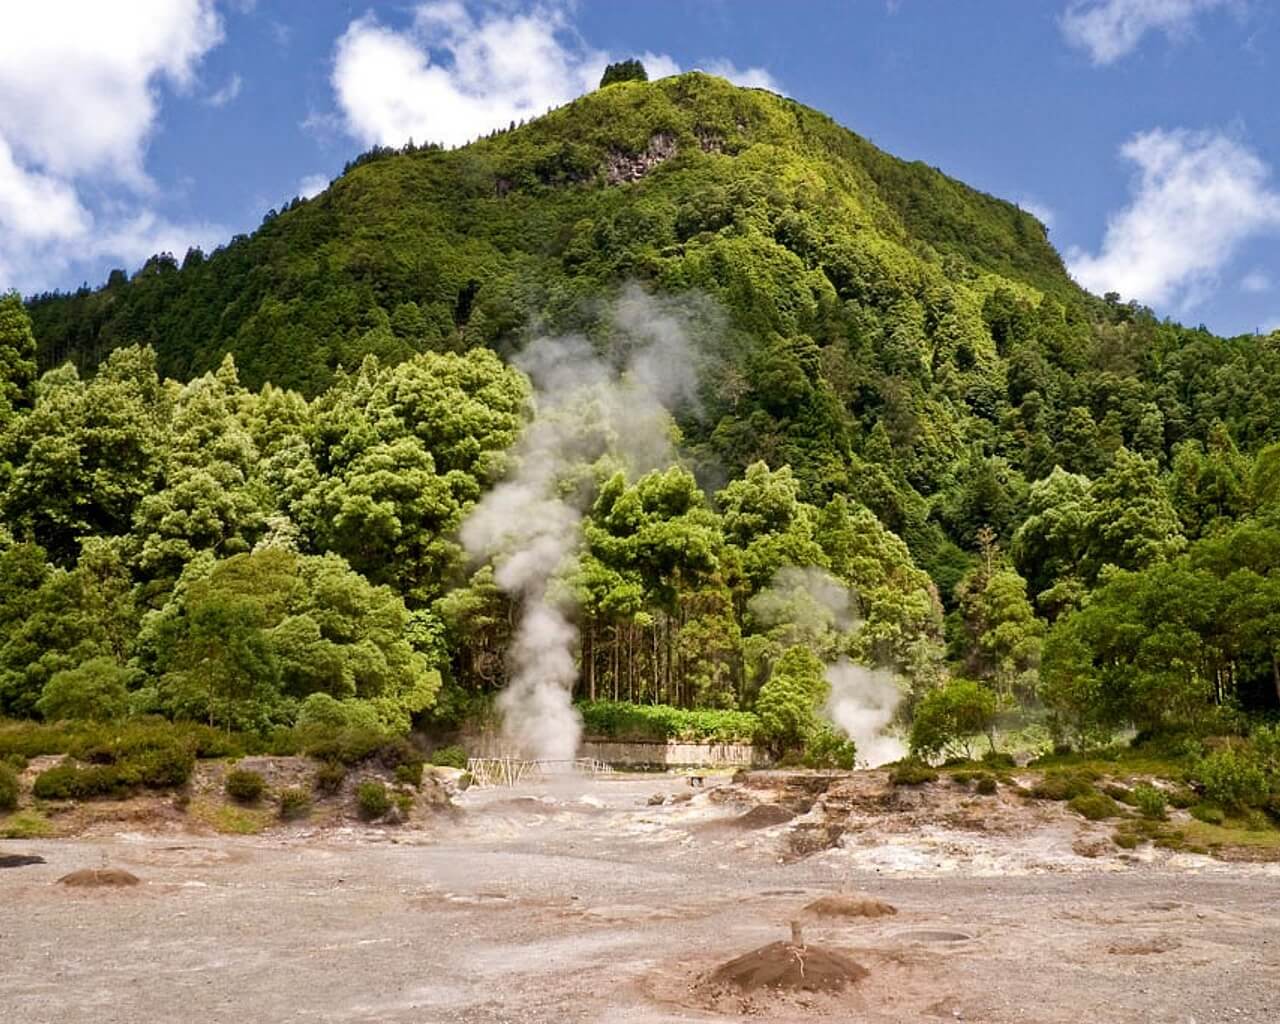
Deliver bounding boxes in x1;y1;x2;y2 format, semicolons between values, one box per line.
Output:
889;760;938;786
1180;820;1280;853
0;809;53;839
1030;769;1097;801
189;799;271;835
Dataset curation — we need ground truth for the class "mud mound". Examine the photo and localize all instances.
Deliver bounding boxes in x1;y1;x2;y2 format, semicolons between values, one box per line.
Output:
705;941;868;993
57;867;140;888
0;853;46;869
732;804;796;829
803;894;897;919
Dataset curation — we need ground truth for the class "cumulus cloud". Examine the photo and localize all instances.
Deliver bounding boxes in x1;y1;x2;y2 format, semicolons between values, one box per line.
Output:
1061;0;1234;64
1068;128;1280;310
330;2;779;149
0;1;227;293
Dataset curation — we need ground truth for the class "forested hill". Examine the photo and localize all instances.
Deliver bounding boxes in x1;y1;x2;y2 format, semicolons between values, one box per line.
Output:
5;71;1280;767
28;72;1069;392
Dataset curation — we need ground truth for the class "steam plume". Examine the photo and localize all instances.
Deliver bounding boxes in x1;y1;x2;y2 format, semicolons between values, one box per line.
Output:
752;565;906;768
459;285;707;761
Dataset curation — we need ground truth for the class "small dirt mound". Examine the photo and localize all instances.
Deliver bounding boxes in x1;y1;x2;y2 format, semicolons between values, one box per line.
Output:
705;941;868;993
57;867;140;888
803;894;897;919
0;854;46;869
732;804;796;829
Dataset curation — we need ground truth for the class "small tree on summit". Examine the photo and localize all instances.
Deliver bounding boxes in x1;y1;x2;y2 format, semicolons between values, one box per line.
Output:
599;59;648;88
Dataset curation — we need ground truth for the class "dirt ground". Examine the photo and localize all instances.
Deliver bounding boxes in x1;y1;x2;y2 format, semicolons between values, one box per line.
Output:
2;772;1279;1023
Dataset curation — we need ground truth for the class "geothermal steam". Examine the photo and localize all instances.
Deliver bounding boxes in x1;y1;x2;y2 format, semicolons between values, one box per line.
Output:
459;286;706;761
750;566;907;767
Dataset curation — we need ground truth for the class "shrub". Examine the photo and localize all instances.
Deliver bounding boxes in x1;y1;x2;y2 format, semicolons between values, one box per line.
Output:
118;744;195;788
32;760;123;799
579;701;760;744
975;773;998;795
1102;783;1130;802
225;769;267;804
430;745;467;769
357;780;391;820
395;762;424;789
1189;802;1225;825
298;725;389;766
1195;750;1270;811
1069;792;1120;821
1131;783;1167;820
908;679;997;760
278;788;312;820
0;763;18;811
890;759;938;786
981;750;1016;769
1031;770;1095;801
314;761;346;795
802;728;857;770
2;752;26;772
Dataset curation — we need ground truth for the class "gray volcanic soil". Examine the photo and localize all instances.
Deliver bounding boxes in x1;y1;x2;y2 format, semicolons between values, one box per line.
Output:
2;774;1279;1023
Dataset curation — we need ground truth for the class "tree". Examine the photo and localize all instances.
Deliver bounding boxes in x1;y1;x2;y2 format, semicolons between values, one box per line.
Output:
0;292;37;430
909;679;997;760
755;645;826;757
1085;447;1185;578
36;657;133;722
599;60;648;88
141;549;440;732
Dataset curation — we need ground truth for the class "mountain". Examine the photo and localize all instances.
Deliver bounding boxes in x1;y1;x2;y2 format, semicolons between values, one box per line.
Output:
29;72;1069;391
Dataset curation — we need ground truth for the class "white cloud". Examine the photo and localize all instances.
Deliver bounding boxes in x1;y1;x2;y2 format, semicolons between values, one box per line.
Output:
1017;197;1057;228
0;1;227;293
700;59;780;92
298;174;330;199
1068;128;1280;310
330;2;780;149
205;73;243;108
1241;269;1271;293
1061;0;1233;65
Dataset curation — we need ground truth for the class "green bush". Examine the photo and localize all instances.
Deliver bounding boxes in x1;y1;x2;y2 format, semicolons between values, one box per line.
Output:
118;744;195;789
2;752;27;772
1069;791;1120;821
278;787;312;820
430;745;467;769
890;759;938;786
975;773;998;795
0;763;18;811
1195;749;1270;811
357;780;391;820
802;728;857;770
1131;783;1168;820
32;759;124;799
1112;830;1140;849
981;750;1016;769
1189;802;1225;825
1030;770;1095;801
314;761;346;795
395;762;424;789
578;701;760;744
225;769;267;804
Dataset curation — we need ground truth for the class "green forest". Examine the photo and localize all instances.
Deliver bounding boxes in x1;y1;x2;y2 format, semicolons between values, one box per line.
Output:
5;73;1280;781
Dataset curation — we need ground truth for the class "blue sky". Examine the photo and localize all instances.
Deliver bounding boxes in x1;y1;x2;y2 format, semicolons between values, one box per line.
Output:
2;0;1279;336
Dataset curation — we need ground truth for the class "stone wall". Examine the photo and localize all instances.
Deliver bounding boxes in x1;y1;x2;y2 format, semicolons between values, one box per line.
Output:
459;728;767;768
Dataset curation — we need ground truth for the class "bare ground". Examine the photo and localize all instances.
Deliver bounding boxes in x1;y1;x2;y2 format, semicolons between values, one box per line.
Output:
2;773;1279;1023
